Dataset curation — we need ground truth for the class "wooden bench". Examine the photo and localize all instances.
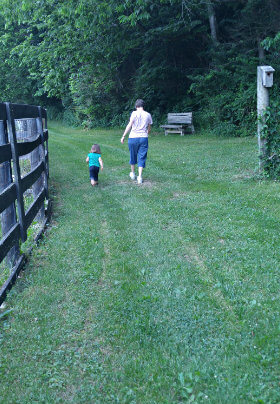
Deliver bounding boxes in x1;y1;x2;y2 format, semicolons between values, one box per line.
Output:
160;113;194;136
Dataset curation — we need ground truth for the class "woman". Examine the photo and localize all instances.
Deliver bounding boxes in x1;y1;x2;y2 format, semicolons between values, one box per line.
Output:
121;99;153;184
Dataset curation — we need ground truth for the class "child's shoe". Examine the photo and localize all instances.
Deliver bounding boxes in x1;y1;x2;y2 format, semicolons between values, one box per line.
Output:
137;176;143;184
129;172;135;180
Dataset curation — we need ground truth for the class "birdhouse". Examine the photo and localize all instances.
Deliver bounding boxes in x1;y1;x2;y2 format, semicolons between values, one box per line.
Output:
260;66;275;88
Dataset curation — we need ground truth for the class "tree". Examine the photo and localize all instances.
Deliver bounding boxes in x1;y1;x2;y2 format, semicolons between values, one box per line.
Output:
0;0;279;133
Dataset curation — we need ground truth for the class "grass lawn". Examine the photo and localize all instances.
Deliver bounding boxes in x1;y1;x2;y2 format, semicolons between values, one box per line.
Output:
0;122;280;403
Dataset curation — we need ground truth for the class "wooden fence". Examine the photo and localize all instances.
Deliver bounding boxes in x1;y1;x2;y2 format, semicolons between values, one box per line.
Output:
0;103;50;305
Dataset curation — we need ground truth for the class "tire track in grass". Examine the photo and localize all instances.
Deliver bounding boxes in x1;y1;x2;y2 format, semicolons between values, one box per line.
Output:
186;244;239;327
126;184;241;342
98;219;112;289
163;189;241;329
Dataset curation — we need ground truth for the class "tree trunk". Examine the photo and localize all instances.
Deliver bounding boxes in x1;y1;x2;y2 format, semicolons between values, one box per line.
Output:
258;38;265;61
207;1;218;45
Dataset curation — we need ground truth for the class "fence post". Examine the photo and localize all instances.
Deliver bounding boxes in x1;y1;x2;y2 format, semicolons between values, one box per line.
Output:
257;65;275;171
36;107;48;199
5;103;27;242
0;120;20;268
43;110;49;179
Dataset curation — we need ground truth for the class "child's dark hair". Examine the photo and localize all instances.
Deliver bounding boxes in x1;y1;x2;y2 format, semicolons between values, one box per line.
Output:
90;144;101;154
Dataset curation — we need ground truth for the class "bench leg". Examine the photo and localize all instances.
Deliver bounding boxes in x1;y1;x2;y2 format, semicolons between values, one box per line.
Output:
191;125;195;134
165;130;167;136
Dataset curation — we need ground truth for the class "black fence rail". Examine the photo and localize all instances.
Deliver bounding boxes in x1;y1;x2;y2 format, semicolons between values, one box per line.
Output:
0;103;50;305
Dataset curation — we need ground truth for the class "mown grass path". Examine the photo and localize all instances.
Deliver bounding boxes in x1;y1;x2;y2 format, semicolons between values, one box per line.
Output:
1;123;280;403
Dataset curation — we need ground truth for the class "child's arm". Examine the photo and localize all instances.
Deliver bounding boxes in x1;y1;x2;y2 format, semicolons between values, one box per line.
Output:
86;156;89;163
99;157;104;170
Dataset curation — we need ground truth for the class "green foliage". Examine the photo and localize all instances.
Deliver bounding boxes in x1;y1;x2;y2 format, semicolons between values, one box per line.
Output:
260;24;280;177
0;0;279;133
263;32;280;51
260;101;280;178
189;52;258;136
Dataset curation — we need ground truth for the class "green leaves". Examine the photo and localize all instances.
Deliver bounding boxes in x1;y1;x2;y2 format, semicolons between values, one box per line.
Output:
0;0;279;131
259;100;280;179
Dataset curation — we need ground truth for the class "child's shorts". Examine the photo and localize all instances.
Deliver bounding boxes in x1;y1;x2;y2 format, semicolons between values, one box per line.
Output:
89;165;100;181
128;137;148;167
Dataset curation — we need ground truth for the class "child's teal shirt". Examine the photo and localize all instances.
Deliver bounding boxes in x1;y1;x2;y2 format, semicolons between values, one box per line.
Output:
88;153;101;167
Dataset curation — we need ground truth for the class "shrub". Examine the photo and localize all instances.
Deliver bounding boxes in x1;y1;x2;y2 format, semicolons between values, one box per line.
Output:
260;100;280;179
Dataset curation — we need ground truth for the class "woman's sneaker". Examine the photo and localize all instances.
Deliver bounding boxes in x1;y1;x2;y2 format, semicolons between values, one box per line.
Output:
137;176;143;184
129;172;135;180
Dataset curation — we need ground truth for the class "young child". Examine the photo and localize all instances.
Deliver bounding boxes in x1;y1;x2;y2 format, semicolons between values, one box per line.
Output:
86;144;103;186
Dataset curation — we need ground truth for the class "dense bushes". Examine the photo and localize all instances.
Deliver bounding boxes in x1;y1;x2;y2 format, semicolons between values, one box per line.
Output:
259;100;280;178
0;0;279;135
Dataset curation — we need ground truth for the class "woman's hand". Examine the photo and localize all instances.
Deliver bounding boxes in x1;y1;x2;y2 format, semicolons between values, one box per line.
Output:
121;121;132;143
